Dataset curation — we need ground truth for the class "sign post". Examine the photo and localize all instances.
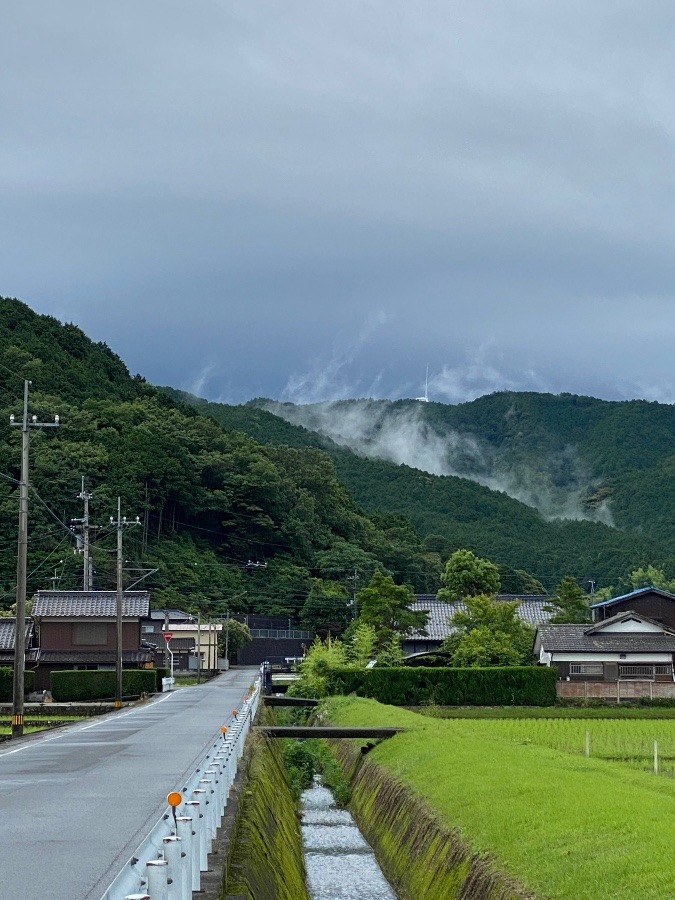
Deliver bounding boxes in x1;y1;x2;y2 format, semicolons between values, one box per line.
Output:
163;631;174;689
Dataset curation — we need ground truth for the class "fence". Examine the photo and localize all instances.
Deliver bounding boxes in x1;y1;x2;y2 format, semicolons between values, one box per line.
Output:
558;680;675;701
101;674;261;900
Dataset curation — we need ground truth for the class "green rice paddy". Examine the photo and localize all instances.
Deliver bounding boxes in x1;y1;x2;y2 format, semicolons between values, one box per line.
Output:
324;697;675;900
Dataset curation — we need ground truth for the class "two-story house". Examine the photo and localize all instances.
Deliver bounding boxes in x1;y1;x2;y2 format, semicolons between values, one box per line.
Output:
32;591;153;691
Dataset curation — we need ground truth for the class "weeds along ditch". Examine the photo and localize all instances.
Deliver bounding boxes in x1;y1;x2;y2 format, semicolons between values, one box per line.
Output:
275;707;352;804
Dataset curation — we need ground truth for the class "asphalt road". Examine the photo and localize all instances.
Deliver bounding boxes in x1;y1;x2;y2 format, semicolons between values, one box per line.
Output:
0;667;257;900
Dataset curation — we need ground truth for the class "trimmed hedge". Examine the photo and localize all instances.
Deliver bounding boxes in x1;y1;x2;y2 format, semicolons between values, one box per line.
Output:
50;669;157;702
325;666;557;707
0;667;35;702
155;667;169;691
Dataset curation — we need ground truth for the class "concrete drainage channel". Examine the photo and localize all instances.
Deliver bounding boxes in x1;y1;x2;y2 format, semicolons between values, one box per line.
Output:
101;678;261;900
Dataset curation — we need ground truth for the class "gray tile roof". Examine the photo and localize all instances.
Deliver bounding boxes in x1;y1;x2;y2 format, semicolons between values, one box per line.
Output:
410;596;552;640
0;618;34;651
537;621;675;654
37;650;154;664
33;591;150;618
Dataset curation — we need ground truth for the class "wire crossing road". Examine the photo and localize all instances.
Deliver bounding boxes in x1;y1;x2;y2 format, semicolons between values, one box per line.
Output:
0;668;257;900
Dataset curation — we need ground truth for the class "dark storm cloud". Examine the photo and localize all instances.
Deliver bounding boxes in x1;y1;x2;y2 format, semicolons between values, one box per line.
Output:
2;2;675;403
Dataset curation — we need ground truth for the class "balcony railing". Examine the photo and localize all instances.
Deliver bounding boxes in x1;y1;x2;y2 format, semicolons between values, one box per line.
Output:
619;665;673;680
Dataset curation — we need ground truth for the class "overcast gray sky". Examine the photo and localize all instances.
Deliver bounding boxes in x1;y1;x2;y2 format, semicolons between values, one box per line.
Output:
2;2;675;405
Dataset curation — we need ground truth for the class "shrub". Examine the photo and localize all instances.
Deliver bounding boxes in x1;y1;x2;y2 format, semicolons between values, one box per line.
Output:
50;669;157;701
0;667;35;701
324;666;557;706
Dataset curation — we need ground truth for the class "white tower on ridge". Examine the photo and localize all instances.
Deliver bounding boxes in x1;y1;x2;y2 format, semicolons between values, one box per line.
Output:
415;365;430;402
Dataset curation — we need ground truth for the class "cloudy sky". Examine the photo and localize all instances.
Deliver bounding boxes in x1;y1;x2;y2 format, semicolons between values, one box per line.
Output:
2;2;675;405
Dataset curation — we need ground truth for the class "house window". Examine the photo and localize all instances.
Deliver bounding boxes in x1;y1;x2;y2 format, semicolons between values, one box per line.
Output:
141;625;156;634
72;622;107;645
569;663;603;676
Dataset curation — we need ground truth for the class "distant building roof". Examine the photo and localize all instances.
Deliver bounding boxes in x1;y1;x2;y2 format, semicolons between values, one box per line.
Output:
590;587;675;609
147;609;193;621
0;618;34;651
33;591;150;618
410;595;552;641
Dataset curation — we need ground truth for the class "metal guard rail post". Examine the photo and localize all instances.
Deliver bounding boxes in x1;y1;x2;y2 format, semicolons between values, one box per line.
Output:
101;675;262;900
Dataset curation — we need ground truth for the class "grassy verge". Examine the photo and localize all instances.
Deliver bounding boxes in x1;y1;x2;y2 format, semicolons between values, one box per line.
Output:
325;696;675;900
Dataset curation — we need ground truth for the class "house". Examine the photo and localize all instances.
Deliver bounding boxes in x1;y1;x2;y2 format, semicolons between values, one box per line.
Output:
31;590;153;691
0;618;37;666
404;595;552;656
156;622;223;672
534;611;675;684
141;609;195;670
591;587;675;628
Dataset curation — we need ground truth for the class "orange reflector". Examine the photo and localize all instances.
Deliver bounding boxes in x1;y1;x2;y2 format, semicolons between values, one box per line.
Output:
232;709;239;716
167;791;182;808
220;725;228;734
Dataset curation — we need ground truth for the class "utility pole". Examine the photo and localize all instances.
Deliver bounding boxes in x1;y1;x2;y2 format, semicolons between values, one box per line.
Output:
78;478;93;590
196;612;202;684
10;380;59;738
111;498;139;709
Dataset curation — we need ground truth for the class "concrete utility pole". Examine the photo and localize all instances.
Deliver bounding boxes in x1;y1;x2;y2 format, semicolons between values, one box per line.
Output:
10;380;59;738
78;478;93;590
111;498;139;709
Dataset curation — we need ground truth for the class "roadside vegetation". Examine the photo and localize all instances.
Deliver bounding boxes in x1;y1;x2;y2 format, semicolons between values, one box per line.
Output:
324;696;675;900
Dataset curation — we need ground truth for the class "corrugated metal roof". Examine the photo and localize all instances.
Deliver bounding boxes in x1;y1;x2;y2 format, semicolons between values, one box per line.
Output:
410;596;552;641
33;591;150;618
590;587;675;609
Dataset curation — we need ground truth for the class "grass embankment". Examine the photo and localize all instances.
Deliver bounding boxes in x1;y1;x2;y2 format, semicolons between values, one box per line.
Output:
325;696;675;900
0;715;86;737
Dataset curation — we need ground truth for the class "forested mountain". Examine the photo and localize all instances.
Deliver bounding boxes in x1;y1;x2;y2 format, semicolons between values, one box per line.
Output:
4;294;673;617
0;298;437;620
167;391;675;592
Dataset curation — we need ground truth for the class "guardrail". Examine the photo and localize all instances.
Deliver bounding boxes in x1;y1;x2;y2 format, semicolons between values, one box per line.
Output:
101;674;261;900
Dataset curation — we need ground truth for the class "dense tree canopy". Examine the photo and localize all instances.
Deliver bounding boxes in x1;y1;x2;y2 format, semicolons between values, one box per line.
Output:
438;549;501;601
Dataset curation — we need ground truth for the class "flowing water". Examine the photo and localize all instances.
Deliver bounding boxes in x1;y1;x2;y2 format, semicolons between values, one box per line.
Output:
300;775;397;900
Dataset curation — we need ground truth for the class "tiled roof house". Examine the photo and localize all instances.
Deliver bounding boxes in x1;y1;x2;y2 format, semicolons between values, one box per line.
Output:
404;594;552;655
32;590;153;692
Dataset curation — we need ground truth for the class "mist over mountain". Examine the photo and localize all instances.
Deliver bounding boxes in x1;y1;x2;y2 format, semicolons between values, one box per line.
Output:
258;397;613;525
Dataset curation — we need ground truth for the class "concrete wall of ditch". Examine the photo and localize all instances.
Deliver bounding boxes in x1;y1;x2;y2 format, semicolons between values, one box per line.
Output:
221;732;310;900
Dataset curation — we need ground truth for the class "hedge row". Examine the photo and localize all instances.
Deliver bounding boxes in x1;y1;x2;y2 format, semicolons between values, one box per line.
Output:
50;669;157;701
325;666;557;706
0;668;35;701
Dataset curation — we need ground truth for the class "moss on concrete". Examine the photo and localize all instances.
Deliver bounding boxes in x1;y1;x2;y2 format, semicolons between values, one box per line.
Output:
222;733;310;900
331;741;531;900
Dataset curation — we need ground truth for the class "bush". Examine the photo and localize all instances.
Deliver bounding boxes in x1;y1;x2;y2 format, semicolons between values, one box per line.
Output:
324;666;557;706
0;667;34;701
50;669;157;701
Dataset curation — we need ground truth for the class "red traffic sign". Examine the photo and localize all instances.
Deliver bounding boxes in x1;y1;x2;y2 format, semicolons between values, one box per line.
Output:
163;632;173;641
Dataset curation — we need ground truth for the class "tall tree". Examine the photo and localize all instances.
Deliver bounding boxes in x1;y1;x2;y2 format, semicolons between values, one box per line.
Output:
544;576;590;623
355;570;427;649
443;594;535;666
438;549;501;601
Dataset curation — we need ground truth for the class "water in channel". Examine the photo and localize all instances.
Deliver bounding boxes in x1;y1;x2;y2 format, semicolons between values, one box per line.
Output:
300;775;397;900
